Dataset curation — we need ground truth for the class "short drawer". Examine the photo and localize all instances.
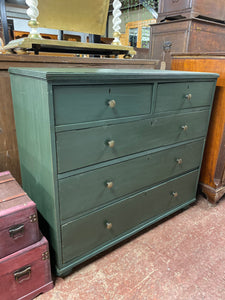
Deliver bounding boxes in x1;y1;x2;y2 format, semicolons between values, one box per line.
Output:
59;139;204;220
155;81;213;113
53;84;152;125
61;170;198;264
56;110;210;173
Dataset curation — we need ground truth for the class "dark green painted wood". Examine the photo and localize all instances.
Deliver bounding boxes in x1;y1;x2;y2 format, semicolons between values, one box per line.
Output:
53;84;152;125
62;170;199;263
9;67;218;276
9;75;61;264
155;81;214;112
8;67;219;81
56;110;210;173
59;139;203;220
54;106;211;133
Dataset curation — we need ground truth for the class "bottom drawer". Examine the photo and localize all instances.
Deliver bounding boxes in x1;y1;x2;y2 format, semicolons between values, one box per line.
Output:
62;170;198;264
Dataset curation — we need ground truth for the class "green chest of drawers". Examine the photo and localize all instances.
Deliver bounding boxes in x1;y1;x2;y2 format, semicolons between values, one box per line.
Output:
9;68;218;276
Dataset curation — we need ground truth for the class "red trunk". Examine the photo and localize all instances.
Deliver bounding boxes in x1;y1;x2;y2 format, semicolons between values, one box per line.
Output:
0;171;40;258
0;236;53;300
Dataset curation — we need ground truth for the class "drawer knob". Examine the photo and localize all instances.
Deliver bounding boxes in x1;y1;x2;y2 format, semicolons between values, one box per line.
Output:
106;181;113;189
185;93;192;100
176;158;183;165
106;222;113;230
181;125;188;131
108;99;116;108
107;140;115;148
172;192;178;198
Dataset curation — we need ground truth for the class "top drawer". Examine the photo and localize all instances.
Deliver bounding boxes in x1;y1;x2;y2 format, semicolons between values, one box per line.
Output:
53;84;152;125
155;81;213;113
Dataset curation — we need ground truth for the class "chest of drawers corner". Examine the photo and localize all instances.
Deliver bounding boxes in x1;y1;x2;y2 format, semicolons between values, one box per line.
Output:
9;67;218;276
171;53;225;203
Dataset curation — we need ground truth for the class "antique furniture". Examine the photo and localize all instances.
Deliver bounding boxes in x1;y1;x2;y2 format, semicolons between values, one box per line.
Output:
0;54;158;185
120;19;156;48
171;53;225;203
4;0;135;57
9;68;218;275
158;0;225;22
0;235;53;300
0;171;40;258
150;18;225;69
0;169;53;299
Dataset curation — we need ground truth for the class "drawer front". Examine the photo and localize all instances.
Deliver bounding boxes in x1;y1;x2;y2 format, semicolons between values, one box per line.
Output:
59;139;204;220
56;110;209;173
61;170;198;264
155;81;213;113
53;84;152;125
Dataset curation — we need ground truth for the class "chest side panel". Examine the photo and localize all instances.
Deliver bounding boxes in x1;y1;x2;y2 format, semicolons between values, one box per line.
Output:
10;75;60;262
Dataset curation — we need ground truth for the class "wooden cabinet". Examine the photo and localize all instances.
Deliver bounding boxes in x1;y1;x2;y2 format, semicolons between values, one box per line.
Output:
158;0;225;22
150;18;225;69
120;19;156;49
9;68;218;275
171;53;225;203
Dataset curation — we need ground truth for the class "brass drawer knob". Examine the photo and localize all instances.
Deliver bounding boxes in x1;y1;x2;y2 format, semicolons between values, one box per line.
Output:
172;192;178;198
106;222;113;230
106;181;113;189
108;99;116;108
185;93;192;100
181;125;188;131
176;158;183;165
107;140;115;148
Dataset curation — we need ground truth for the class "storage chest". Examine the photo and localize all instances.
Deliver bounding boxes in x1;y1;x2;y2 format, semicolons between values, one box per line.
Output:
0;171;40;258
0;236;53;300
9;68;218;275
158;0;225;22
150;18;225;69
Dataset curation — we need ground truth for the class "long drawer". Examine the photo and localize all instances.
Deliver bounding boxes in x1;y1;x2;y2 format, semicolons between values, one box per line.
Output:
56;110;210;173
155;81;213;113
59;139;204;220
61;170;198;264
53;84;153;125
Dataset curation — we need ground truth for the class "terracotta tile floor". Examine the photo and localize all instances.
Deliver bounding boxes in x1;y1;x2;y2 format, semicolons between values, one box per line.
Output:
36;194;225;300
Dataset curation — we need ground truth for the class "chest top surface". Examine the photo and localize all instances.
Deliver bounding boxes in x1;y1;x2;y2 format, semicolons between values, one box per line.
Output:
8;67;219;81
